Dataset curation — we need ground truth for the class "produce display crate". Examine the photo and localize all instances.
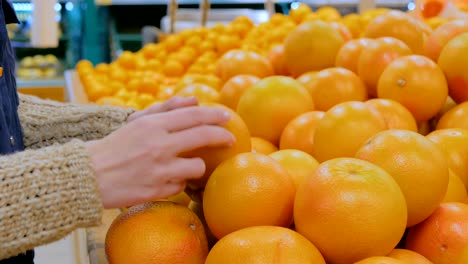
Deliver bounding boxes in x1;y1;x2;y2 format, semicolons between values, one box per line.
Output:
18;78;67;103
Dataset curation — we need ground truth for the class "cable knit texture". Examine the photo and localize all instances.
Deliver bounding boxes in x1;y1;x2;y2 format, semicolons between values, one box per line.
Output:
0;139;103;260
18;94;135;149
0;94;135;260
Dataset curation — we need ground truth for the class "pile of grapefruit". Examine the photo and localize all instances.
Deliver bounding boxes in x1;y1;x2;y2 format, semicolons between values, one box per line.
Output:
79;6;468;264
75;5;453;110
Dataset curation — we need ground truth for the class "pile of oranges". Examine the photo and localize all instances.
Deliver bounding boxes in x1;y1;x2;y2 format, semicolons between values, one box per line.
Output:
77;5;468;264
76;5;449;111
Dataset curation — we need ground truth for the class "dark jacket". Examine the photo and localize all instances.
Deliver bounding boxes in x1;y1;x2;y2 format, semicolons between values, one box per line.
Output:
0;0;33;263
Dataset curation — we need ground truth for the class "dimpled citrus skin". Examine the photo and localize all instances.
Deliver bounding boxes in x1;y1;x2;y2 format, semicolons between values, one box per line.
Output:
294;158;407;264
205;226;326;264
355;130;449;227
203;152;295;239
236;76;314;145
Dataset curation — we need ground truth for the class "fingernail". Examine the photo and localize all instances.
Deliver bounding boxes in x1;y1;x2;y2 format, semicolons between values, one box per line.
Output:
223;111;231;119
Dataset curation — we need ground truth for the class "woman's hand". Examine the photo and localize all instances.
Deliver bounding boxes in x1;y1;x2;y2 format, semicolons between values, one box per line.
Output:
127;96;198;122
85;105;234;208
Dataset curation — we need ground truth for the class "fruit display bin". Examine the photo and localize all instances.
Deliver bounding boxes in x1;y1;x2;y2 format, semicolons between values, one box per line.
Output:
64;70;90;104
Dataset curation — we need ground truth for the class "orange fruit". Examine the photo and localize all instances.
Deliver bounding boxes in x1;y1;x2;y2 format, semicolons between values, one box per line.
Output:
294;158;407;264
426;128;468;189
113;88;135;102
203;152;295;239
335;38;373;74
215;49;274;83
174;74;222;92
443;169;468;203
430;96;457;129
108;67;129;84
283;20;345;77
163;60;185;77
157;86;176;101
141;43;160;59
289;3;313;24
357;37;412;97
424;16;447;30
387;249;434;264
341;13;362;38
377;55;448;122
313;101;387;162
76;59;93;72
355;129;449;227
365;98;418;131
205;226;326;264
175;83;220;102
95;63;110;75
315;6;342;22
267;44;290;76
188;201;218;248
117;51;137;69
183;104;251;191
457;246;468;264
269;149;319;189
250;136;278;155
354;256;406;264
406;203;468;264
215;34;241;55
279;111;325;155
438;33;468;104
86;81;114;102
436;101;468;130
236;76;314;145
304;67;368;111
135;77;160;95
330;21;353;42
105;201;208;264
363;10;428;54
95;96;127;107
418;121;432;136
424;19;468;62
218;75;260;110
167;191;191;206
163;35;183;52
296;71;319;90
414;0;446;19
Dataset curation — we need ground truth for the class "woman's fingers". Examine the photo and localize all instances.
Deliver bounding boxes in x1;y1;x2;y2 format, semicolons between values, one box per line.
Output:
171;125;235;154
162;157;206;181
127;96;198;122
147;182;187;203
155;106;231;132
152;96;198;113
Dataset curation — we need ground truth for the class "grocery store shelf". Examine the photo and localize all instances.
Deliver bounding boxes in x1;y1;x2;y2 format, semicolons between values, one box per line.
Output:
17;77;66;88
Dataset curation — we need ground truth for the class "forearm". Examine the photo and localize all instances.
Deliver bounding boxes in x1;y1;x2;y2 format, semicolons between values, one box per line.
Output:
18;94;135;149
0;139;103;260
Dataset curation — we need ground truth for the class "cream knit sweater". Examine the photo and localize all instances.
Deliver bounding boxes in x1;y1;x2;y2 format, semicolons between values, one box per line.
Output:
0;94;135;260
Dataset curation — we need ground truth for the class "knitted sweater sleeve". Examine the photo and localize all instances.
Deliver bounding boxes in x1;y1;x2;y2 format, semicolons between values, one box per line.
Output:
0;139;103;260
18;94;135;149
